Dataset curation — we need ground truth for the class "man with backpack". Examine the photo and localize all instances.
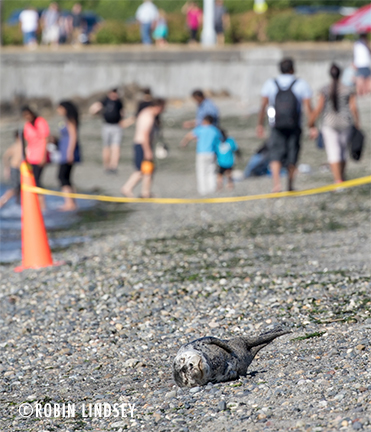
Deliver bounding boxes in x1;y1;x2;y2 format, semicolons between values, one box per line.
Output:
256;58;312;192
89;88;124;173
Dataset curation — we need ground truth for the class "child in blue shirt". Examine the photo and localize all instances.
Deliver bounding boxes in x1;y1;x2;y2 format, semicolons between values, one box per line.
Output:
181;115;221;195
215;129;238;190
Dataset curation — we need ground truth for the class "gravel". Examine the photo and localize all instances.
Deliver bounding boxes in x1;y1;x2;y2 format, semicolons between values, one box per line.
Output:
0;97;370;431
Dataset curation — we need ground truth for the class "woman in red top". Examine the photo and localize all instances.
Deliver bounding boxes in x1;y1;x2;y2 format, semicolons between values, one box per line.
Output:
182;1;202;43
22;106;50;210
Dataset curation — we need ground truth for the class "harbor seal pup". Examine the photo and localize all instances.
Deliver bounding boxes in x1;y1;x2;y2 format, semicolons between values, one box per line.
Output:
173;326;289;388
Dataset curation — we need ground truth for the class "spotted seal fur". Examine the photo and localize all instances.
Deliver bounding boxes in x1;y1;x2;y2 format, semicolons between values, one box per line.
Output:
173;326;289;387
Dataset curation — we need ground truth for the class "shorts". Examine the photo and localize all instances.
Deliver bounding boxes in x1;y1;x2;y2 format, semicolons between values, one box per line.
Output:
356;67;371;78
31;164;44;188
23;31;37;45
42;25;59;44
102;123;123;147
215;24;224;35
218;166;233;175
58;163;73;187
134;144;144;171
269;128;301;167
10;167;21;194
153;25;168;40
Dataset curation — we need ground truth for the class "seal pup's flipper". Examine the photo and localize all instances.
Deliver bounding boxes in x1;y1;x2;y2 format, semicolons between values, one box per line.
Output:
243;326;290;357
195;337;234;354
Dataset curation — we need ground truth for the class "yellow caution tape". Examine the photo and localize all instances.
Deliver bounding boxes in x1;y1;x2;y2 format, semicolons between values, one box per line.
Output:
21;175;371;205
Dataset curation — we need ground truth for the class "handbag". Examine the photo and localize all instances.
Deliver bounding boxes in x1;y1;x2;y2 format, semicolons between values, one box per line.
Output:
348;125;365;161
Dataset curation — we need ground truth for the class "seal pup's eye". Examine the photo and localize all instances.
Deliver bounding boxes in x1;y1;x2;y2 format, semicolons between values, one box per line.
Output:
189;363;193;369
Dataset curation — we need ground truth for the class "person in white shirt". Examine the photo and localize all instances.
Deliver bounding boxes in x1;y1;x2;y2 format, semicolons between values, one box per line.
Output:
19;7;39;47
353;34;371;96
135;0;159;45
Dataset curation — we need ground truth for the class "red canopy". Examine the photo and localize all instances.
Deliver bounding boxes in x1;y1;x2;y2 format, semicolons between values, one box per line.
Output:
331;3;371;35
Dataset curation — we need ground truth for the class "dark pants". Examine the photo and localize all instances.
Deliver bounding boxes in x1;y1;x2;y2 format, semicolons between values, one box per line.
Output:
190;28;198;41
31;164;44;188
58;163;73;187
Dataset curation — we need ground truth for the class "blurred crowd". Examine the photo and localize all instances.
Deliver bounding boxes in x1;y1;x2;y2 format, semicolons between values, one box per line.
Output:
18;0;230;48
135;0;229;46
1;36;370;210
19;2;96;48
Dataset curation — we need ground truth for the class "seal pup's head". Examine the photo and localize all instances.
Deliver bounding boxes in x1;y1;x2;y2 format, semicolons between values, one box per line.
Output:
173;349;209;388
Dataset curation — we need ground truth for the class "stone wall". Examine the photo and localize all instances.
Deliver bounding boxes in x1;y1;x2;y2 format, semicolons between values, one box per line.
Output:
0;44;353;110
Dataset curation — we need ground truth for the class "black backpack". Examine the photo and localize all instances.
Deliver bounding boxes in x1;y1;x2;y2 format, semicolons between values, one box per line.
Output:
103;99;122;124
274;79;299;130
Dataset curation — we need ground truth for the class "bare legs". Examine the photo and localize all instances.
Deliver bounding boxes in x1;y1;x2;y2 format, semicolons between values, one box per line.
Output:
216;33;225;45
356;76;371;96
287;164;297;192
102;147;111;170
0;188;45;210
59;186;76;211
329;161;346;183
340;161;346;181
217;171;233;191
0;189;16;208
270;161;282;193
110;145;120;171
103;145;120;171
270;161;296;192
141;174;152;198
217;174;223;191
121;171;153;198
38;196;46;211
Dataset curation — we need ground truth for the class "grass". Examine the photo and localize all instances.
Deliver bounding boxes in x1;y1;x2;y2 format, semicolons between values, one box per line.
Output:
291;332;326;342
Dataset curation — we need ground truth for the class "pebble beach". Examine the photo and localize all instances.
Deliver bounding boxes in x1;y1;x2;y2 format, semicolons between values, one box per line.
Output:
0;97;370;432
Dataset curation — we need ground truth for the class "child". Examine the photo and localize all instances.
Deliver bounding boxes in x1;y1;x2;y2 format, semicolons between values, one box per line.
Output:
215;129;238;190
153;10;168;46
181;115;221;195
0;131;23;208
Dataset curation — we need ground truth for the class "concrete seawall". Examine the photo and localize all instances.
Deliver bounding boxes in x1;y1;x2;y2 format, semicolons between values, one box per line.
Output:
0;44;353;109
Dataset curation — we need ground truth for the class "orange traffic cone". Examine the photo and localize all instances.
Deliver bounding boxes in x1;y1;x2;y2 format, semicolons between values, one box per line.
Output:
14;161;61;272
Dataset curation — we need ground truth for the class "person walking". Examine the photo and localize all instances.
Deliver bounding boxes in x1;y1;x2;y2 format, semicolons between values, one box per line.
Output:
41;2;60;46
309;64;360;185
215;129;238;190
183;90;219;129
56;101;81;211
135;0;159;45
182;1;202;44
19;6;39;48
121;99;166;198
353;34;371;96
181;115;221;195
256;58;312;192
214;0;229;45
89;89;124;173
